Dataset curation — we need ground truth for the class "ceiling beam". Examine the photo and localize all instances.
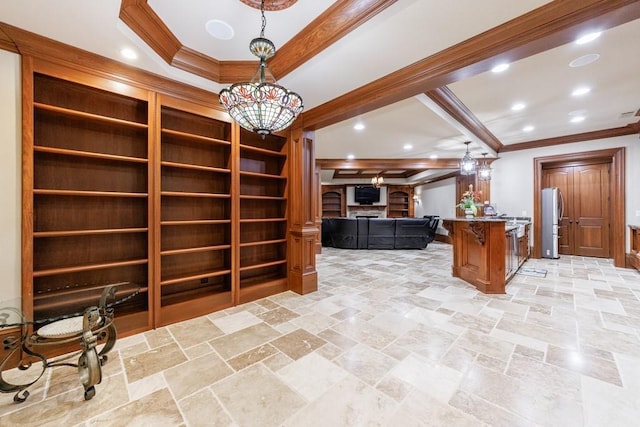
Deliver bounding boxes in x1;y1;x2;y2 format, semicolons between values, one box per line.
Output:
270;0;398;78
425;87;504;153
118;0;395;83
499;121;640;153
302;0;640;130
412;171;460;187
318;158;464;170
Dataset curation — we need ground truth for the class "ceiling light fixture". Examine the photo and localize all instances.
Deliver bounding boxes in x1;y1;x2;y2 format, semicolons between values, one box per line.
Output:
511;102;526;111
403;144;413;150
219;0;303;136
575;31;601;45
371;175;384;189
570;116;586;123
347;154;355;160
353;123;365;131
491;63;510;73
523;125;535;132
459;141;476;176
569;54;600;68
120;48;138;60
478;153;492;182
206;19;235;40
571;86;591;97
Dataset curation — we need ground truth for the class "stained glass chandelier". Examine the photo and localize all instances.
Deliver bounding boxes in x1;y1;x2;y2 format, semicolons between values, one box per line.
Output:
219;0;303;136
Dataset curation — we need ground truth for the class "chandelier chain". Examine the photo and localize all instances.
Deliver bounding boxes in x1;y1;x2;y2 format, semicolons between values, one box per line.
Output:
260;0;267;37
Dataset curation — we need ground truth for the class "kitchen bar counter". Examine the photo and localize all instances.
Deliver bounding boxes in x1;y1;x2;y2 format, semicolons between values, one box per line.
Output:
442;218;530;294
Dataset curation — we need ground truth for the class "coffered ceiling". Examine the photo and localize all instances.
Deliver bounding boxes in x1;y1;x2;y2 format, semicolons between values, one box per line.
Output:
1;1;639;184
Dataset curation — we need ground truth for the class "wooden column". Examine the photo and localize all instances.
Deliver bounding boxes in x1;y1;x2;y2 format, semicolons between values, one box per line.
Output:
315;164;323;254
287;124;318;295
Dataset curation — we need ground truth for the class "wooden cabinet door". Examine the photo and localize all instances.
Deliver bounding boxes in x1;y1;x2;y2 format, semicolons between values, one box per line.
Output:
573;163;610;257
543;162;610;258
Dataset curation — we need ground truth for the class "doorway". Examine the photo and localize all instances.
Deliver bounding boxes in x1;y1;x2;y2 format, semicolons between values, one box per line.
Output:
543;161;610;257
533;147;625;267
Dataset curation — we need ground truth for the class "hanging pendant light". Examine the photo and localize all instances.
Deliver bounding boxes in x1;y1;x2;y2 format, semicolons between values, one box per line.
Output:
219;0;303;136
371;175;384;189
459;141;476;175
478;152;492;181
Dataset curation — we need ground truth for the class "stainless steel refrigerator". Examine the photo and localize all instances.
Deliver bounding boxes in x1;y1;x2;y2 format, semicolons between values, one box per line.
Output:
541;187;563;259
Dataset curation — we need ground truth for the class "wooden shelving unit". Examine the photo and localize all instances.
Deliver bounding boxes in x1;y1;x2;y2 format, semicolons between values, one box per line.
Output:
28;72;151;333
238;129;288;304
22;59;313;337
321;185;345;217
157;101;233;325
387;185;413;218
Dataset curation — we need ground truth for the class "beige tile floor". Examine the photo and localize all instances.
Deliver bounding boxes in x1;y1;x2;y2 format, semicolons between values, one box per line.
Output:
2;242;640;426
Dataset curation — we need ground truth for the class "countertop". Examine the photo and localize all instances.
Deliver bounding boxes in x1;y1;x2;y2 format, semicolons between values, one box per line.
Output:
442;217;531;233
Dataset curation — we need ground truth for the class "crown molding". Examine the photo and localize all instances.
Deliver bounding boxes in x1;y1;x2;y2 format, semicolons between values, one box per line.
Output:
118;0;395;83
499;121;640;153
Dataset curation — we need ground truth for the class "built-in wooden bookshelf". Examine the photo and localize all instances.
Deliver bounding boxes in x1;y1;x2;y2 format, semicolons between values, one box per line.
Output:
22;60;312;337
157;99;234;325
238;129;288;303
321;185;345;217
28;71;151;334
387;185;412;218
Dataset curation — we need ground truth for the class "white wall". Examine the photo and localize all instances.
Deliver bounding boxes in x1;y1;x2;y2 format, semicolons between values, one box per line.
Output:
0;50;21;304
416;177;456;232
491;134;640;250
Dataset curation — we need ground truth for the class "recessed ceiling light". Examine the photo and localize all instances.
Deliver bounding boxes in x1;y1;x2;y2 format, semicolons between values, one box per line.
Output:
429;154;438;159
403;144;413;150
346;154;355;160
353;123;365;131
205;19;235;40
523;125;535;132
568;109;587;117
511;103;526;111
120;48;138;60
570;116;586;123
571;86;591;97
491;63;510;73
569;54;600;68
575;31;601;45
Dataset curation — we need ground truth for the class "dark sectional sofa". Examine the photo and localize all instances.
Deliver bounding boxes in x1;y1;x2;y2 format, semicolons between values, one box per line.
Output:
321;217;439;250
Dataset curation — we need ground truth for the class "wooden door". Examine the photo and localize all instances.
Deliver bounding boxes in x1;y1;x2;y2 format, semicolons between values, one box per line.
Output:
543;162;610;257
573;163;610;257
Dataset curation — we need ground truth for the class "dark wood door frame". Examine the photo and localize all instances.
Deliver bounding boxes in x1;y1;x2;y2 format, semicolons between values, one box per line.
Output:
533;147;625;267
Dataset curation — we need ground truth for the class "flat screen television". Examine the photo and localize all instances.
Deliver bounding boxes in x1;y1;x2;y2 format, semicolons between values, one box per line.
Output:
354;185;380;204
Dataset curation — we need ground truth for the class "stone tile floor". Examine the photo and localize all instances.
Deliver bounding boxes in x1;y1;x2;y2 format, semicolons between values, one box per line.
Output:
2;243;640;426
